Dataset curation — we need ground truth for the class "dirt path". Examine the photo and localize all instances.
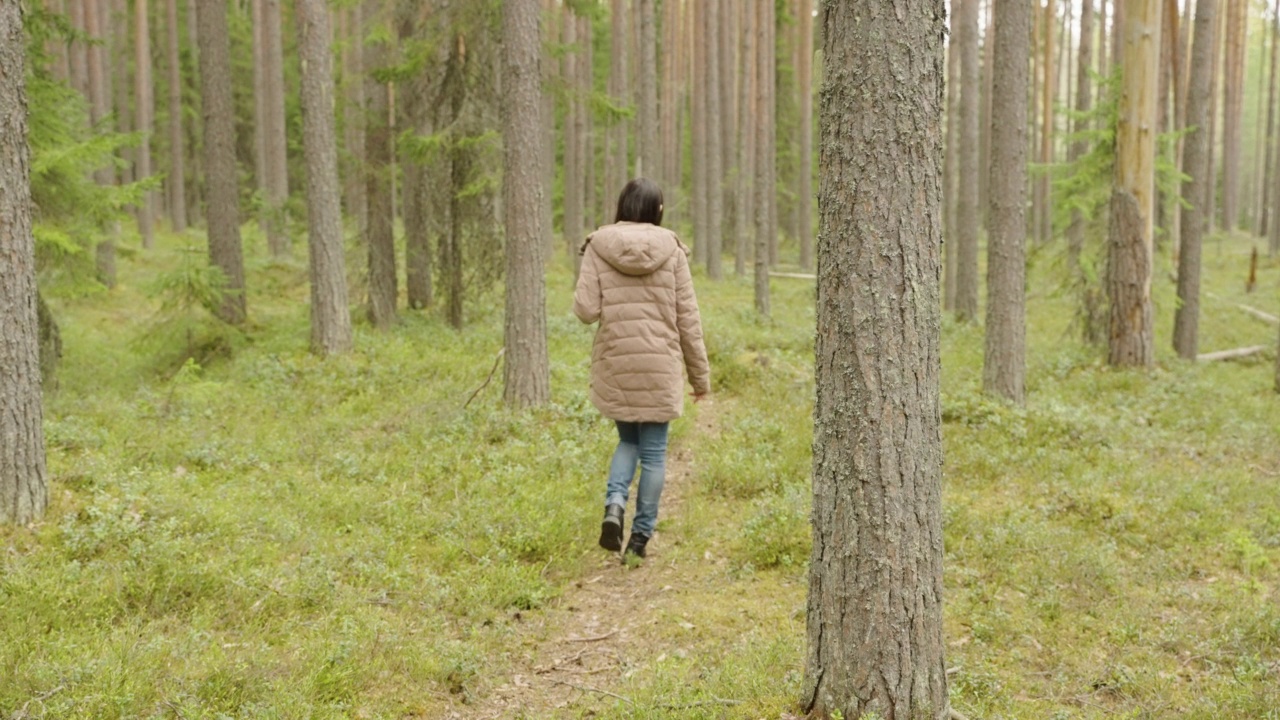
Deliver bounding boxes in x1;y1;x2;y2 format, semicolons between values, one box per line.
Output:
456;404;721;720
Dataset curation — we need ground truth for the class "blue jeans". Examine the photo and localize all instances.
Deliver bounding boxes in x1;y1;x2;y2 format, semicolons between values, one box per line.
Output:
605;421;669;536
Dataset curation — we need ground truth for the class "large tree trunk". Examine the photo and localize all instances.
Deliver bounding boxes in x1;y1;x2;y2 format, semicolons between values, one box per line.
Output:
752;0;769;315
296;0;354;356
502;0;550;408
705;0;723;278
135;0;154;248
196;0;247;325
1175;0;1218;359
806;0;947;715
638;0;658;179
984;0;1030;404
364;0;396;328
0;0;48;525
165;0;186;232
954;0;980;322
797;0;813;271
262;0;289;256
1068;0;1095;277
1109;0;1161;368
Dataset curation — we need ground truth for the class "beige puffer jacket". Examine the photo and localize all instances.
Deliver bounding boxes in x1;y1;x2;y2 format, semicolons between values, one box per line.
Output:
573;222;711;422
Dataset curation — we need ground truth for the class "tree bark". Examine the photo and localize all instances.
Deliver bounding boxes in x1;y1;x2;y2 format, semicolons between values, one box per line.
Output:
344;7;367;231
563;9;582;256
135;0;155;248
1038;0;1054;245
638;0;658;180
1206;0;1223;233
978;0;994;231
296;0;354;355
253;0;266;212
753;0;769;315
1175;0;1218;359
765;0;777;266
984;0;1030;404
262;0;289;256
1109;0;1161;368
806;0;947;715
0;0;48;525
364;0;396;328
502;0;550;407
944;0;960;311
705;0;723;278
736;0;755;278
165;0;186;232
399;4;431;309
1260;9;1278;238
607;0;629;216
797;0;813;271
660;0;680;224
692;0;707;264
1068;0;1095;277
955;0;980;321
1220;0;1243;231
196;0;247;325
580;13;596;234
84;0;117;285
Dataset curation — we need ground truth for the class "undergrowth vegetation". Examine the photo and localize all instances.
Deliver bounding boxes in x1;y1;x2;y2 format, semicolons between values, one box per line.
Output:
2;226;1279;718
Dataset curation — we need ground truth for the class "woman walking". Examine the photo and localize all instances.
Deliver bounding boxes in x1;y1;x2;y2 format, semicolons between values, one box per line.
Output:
573;178;710;563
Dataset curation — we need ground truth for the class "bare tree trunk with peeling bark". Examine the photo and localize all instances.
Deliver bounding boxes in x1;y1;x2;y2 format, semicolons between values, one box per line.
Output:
1109;0;1162;368
806;0;947;714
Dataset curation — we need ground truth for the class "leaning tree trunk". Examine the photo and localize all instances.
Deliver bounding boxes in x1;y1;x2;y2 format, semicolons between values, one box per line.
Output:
502;0;550;408
296;0;354;356
0;0;49;525
984;0;1031;404
1174;0;1218;359
955;0;980;322
364;0;396;328
195;0;246;324
805;0;947;715
165;0;186;231
1109;0;1162;368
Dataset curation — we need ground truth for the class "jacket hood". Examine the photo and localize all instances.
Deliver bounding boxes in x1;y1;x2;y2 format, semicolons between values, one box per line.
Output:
587;222;684;276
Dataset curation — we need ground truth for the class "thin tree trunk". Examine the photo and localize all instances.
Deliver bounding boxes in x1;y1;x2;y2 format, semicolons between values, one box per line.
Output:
542;0;557;252
753;0;769;315
253;0;266;213
945;0;960;310
0;0;48;525
705;0;723;278
344;7;367;231
1220;0;1243;231
1260;10;1278;238
195;0;246;324
638;0;658;179
1069;0;1095;277
134;0;154;248
1206;0;1223;233
263;0;289;256
364;0;396;328
296;0;353;355
660;0;678;208
1100;0;1109;76
581;13;596;234
720;0;737;266
736;0;755;278
1109;0;1161;367
608;0;628;213
765;0;777;266
1113;0;1126;67
692;0;707;263
797;0;813;271
69;0;87;94
1175;0;1218;358
400;4;431;309
955;0;980;321
84;0;116;285
1038;0;1054;245
985;0;1030;404
978;0;995;230
165;0;186;231
805;0;947;714
563;9;582;258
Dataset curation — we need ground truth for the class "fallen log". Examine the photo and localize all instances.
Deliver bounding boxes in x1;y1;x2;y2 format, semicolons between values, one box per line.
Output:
1196;345;1270;362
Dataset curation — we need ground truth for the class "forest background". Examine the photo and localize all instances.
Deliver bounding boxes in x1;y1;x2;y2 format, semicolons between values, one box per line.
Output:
2;0;1280;718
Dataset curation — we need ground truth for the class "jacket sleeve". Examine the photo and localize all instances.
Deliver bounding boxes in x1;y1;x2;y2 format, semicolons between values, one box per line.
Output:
573;243;602;324
674;249;711;395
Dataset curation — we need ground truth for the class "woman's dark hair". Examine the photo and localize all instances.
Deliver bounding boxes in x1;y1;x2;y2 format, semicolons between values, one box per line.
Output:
614;178;664;226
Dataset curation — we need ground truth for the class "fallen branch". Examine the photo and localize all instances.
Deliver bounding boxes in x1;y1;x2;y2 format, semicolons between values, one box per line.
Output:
660;697;743;709
548;678;632;704
1196;345;1270;362
769;271;816;280
565;629;618;643
1234;303;1279;325
464;347;505;409
12;685;65;720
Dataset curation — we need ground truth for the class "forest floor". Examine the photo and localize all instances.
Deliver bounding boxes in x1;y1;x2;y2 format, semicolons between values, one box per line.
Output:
2;225;1280;719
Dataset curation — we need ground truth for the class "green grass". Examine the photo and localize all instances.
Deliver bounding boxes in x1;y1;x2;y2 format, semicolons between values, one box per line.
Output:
2;225;1279;718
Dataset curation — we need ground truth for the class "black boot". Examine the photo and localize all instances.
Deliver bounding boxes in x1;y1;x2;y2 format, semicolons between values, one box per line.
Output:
623;532;650;561
599;504;624;551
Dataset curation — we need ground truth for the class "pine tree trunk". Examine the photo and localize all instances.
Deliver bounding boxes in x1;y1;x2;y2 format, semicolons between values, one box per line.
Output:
1221;0;1243;231
263;0;289;256
638;0;658;179
944;0;960;311
344;7;367;231
660;0;680;223
1069;0;1094;277
1175;0;1218;359
85;0;116;285
692;0;708;263
797;0;813;271
400;6;432;309
985;0;1030;404
0;0;48;525
1038;0;1054;245
978;0;994;231
364;0;396;328
563;10;582;257
805;0;947;714
134;0;154;248
196;0;246;325
542;0;557;251
720;0;736;265
296;0;354;356
165;0;186;232
581;13;596;234
765;0;777;266
1108;0;1161;368
736;0;755;278
502;0;550;407
1206;1;1222;233
705;0;723;278
253;0;266;212
607;0;628;215
1260;11;1277;238
69;0;88;95
1100;0;1109;76
955;0;980;321
753;0;769;314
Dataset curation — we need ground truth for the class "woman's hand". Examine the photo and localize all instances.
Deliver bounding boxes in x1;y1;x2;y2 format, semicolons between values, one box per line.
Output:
691;392;708;404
